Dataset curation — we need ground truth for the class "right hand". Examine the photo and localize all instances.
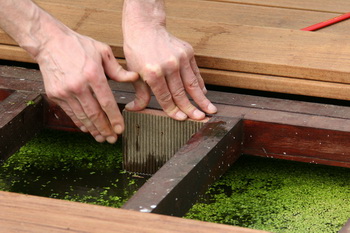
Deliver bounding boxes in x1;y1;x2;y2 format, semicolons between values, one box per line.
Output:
36;31;138;143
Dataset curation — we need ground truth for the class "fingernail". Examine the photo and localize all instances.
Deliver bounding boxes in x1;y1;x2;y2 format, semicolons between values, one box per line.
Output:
80;126;88;132
176;111;187;120
125;101;135;110
95;135;105;143
193;109;205;119
208;103;217;113
202;86;207;94
106;136;117;144
114;124;123;134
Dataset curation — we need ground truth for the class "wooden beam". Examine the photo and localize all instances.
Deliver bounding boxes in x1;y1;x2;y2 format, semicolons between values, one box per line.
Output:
123;117;243;217
0;91;43;162
0;191;267;233
2;65;350;168
243;120;350;168
0;88;13;101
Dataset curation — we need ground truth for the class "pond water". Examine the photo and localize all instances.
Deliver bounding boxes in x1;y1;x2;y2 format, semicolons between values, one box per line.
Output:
0;129;148;208
185;155;350;233
2;129;349;232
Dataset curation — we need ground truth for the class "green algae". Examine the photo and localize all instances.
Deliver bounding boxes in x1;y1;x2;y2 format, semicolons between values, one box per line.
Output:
0;129;147;208
185;155;350;233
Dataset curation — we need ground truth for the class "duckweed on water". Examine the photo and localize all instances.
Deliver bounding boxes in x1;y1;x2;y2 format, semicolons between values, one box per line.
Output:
0;129;147;208
185;155;350;233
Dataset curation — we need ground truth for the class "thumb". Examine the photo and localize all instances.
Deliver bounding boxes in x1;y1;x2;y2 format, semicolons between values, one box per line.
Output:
102;48;139;82
125;79;151;111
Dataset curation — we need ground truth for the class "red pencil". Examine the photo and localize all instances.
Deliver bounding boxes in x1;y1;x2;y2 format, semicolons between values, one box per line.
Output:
301;12;350;31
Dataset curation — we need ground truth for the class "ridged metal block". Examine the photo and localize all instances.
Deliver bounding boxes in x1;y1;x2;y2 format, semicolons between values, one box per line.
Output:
122;110;206;175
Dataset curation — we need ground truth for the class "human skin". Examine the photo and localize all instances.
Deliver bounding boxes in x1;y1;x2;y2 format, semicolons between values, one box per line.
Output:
123;0;217;120
0;0;217;143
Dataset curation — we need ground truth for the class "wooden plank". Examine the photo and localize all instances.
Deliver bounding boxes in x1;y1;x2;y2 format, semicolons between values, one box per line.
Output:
201;68;350;101
123;116;243;216
214;104;350;168
0;91;43;162
34;0;121;11
3;3;350;85
34;0;349;34
0;45;34;63
243;120;350;168
4;64;350;123
0;191;267;233
0;88;13;101
3;66;350;168
3;47;350;103
207;0;350;14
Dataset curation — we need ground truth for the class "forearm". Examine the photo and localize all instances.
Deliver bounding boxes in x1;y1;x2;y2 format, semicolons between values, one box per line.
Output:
0;0;70;59
122;0;166;37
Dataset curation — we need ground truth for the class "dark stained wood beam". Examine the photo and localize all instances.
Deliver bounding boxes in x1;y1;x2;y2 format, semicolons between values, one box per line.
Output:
243;120;350;168
122;117;243;217
0;88;13;101
3;64;350;168
0;91;43;162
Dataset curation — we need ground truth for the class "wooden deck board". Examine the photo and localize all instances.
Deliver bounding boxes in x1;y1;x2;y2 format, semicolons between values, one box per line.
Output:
207;0;350;14
2;2;350;84
35;0;350;33
2;1;350;102
0;191;267;233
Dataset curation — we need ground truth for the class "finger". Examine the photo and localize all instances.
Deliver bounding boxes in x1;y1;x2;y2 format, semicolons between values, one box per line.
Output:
101;45;139;82
145;68;187;120
180;61;217;114
165;69;205;120
77;89;119;144
125;79;151;111
56;100;86;132
190;57;206;94
89;76;124;137
66;96;106;143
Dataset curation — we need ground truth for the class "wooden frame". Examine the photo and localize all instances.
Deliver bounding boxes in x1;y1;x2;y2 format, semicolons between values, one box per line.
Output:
1;65;349;231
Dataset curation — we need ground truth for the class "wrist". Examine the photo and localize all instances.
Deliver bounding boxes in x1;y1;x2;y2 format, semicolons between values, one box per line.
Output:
122;0;166;35
22;9;73;60
0;0;72;60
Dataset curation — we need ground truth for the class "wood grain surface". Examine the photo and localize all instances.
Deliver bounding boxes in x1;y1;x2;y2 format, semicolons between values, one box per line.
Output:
0;191;267;233
2;2;350;85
